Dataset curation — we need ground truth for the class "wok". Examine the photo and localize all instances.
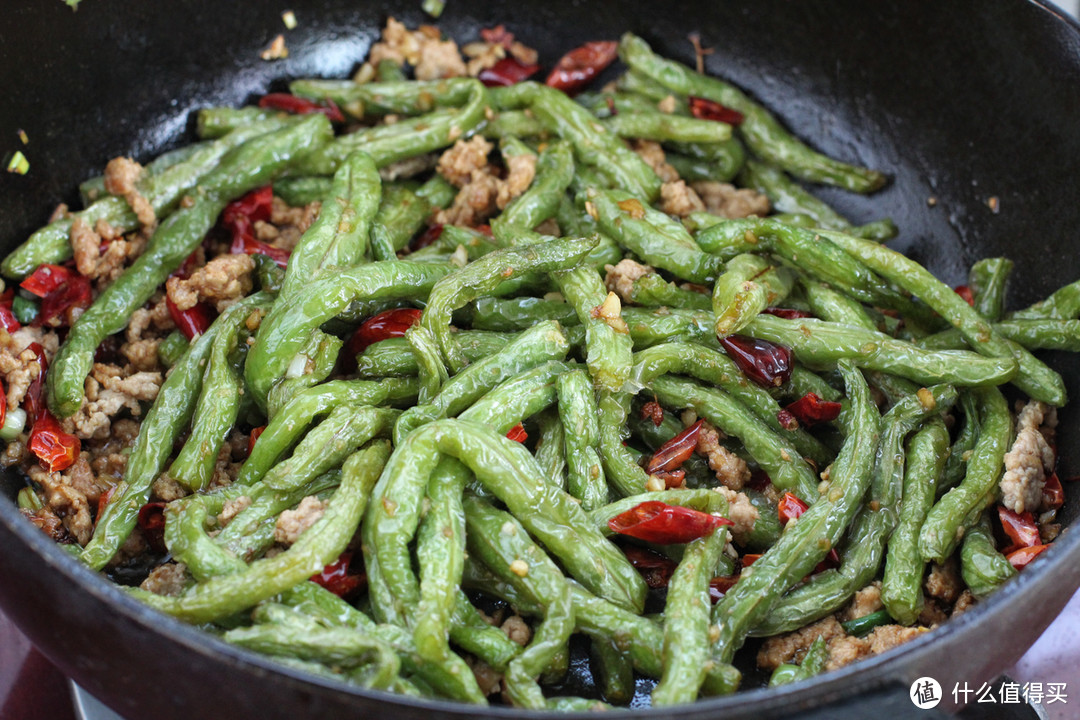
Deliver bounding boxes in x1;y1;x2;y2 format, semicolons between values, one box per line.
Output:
1;1;1079;718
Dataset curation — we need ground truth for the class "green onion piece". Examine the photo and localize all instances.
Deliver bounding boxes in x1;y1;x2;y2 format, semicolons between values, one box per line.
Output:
841;609;893;638
17;486;44;511
7;151;29;175
421;0;445;18
12;296;39;325
1;407;27;441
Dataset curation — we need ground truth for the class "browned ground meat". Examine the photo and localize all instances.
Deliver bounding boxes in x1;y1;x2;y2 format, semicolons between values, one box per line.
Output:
166;254;255;313
274;496;327;545
757;616;846;670
1000;399;1055;514
659;179;706;217
631;139;679;183
839;583;883;621
104;156;156;226
717;486;758;544
692;181;770;218
604;258;653;302
140;562;189;596
434;138;537;227
697;420;750;490
924;559;962;604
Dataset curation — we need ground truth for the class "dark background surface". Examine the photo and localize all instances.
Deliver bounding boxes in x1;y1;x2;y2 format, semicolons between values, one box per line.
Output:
2;1;1080;718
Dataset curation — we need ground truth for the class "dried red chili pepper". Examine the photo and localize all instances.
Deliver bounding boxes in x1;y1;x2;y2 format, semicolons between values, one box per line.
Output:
173;249;202;281
998;506;1040;552
230;229;291;268
0;379;5;429
1006;543;1048;570
222;186;274;229
29;411;80;472
621;545;678;589
506;423;528;443
813;548;842;575
21;264;72;297
608;500;731;544
718;334;792;387
761;307;813;320
346;308;424;356
688;96;745;126
778;492;809;524
474;224;494;237
545;40;618;95
247;426;266;459
954;285;975;306
411;223;444;251
741;553;762;568
95;484;118;523
22;342;48;421
310;551;366;598
651;469;686;489
776;408;799;431
1042;473;1065;510
258;93;346;123
479;57;540;87
37;274;91;327
708;575;739;602
645;419;702;474
747;469;773;492
640;400;664;427
0;290;21;333
785;392;843;427
166;295;212;341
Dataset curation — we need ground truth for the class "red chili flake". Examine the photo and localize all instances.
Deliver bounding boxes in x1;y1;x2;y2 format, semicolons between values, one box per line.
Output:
776;408;799;431
0;289;21;332
646;419;702;474
21;264;72;297
761;307;813;320
479;57;541;87
411;223;445;251
258;93;346;123
608;500;731;545
137;501;168;554
688;96;745;126
1043;473;1065;510
222;186;274;229
247;426;266;458
166;296;212;341
1006;543;1048;570
718;334;792;387
741;553;763;568
998;506;1040;553
640;400;664;427
28;411;80;472
474;224;494;237
778;492;809;525
545;40;618;95
621;545;678;589
506;423;528;443
954;285;975;306
231;228;291;268
784;392;843;427
310;551;367;599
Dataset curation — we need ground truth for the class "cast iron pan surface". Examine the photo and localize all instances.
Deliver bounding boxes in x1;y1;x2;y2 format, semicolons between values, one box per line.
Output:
2;1;1080;718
